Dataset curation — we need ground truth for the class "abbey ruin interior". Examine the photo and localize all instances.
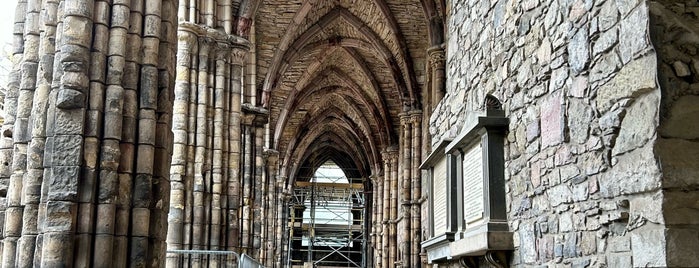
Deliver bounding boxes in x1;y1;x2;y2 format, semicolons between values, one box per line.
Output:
0;0;698;267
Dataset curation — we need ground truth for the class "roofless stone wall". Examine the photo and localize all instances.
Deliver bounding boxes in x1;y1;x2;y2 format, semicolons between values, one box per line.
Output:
428;0;698;266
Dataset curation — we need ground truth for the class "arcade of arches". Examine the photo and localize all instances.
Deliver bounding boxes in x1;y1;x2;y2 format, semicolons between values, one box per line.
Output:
0;0;698;267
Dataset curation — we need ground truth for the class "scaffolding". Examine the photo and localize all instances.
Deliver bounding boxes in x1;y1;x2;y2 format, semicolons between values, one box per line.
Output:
287;180;366;268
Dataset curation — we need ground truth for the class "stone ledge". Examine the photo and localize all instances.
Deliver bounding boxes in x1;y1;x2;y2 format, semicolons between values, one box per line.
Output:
422;232;455;263
450;223;513;257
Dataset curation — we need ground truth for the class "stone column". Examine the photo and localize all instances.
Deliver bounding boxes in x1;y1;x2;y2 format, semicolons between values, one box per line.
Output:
372;175;384;268
276;177;289;267
427;45;445;109
240;115;254;253
263;149;279;267
381;149;392;268
227;44;247;252
385;148;399;267
253;117;265;258
9;0;42;267
399;114;412;267
2;0;178;267
165;21;250;267
410;111;422;268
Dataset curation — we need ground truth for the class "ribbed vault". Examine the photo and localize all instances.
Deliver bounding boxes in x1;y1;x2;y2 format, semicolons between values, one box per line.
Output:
251;0;445;266
256;0;434;183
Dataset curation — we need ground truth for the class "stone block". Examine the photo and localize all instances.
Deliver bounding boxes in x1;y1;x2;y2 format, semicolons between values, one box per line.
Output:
612;91;658;156
48;166;80;201
607;253;632;267
590;51;621;83
567;98;593;144
619;4;649;63
666;227;699;267
631;226;667;267
44;201;77;232
519;223;538;264
663;190;699;225
629;191;663;224
608;235;630;253
51;135;83;166
548;183;573;207
40;232;75;267
598;1;620;31
672;60;691;77
596;55;656;113
568;26;590;75
560;212;573;232
541;91;564;148
659;95;699;140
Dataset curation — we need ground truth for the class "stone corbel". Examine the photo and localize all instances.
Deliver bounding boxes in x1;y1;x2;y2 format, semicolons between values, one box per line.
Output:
458;251;508;268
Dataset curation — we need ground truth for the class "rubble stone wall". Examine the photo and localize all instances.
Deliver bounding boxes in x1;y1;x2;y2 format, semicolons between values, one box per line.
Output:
428;0;689;266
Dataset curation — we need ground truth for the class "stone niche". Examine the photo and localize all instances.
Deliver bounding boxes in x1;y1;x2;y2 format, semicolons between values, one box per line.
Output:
421;96;513;267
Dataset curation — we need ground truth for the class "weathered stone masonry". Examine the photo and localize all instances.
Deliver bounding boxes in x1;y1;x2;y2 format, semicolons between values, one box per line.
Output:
0;0;178;266
0;0;698;267
430;0;699;266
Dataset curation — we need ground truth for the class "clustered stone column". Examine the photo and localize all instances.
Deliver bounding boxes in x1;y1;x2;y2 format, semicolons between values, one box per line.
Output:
378;147;398;268
370;175;383;267
260;149;279;267
394;111;422;268
370;112;424;268
165;21;251;266
1;0;179;266
409;112;422;268
276;176;291;267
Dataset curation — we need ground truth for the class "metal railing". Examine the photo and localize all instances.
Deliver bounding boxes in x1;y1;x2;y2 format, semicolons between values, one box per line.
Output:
166;249;264;268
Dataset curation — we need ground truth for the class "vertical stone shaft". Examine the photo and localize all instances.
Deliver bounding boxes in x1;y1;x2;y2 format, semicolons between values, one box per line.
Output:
183;35;199;252
275;177;288;266
112;0;142;265
220;0;232;34
191;37;210;251
17;0;52;267
40;0;95;266
253;122;264;257
228;47;246;251
228;47;247;251
259;154;267;264
428;46;445;109
89;1;130;267
153;2;177;263
370;176;377;265
381;154;390;268
131;0;161;263
167;28;196;259
376;176;383;268
2;0;177;266
245;25;257;105
210;41;229;250
262;151;278;267
0;3;24;264
389;149;398;267
410;112;422;268
241;122;253;252
400;115;412;267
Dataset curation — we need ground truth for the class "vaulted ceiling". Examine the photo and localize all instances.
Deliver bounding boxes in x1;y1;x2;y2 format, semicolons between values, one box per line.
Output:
253;0;444;183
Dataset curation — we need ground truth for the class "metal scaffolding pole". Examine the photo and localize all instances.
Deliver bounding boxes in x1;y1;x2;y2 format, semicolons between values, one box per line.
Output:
287;177;366;268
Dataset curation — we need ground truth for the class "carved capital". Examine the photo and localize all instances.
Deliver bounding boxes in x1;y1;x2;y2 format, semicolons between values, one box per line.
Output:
230;46;248;65
427;46;445;69
177;30;198;52
399;113;412;127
